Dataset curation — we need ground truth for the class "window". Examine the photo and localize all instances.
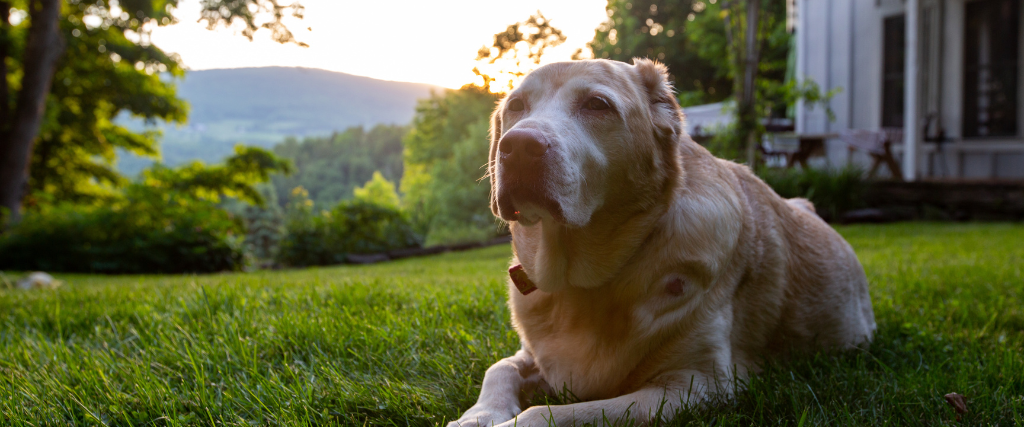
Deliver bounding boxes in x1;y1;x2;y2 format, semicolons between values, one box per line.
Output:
881;15;905;129
963;0;1019;137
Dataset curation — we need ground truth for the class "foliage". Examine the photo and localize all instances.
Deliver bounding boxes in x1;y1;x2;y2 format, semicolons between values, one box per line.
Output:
401;86;502;245
685;0;791;88
0;185;244;274
196;0;307;46
474;12;566;93
17;0;189;207
0;145;287;273
1;0;306;216
397;14;567;245
276;186;421;267
271;124;406;209
701;119;744;161
240;185;284;263
694;0;791;162
1;224;1023;424
587;0;733;106
759;165;867;221
142;145;292;206
701;82;838;163
353;170;401;209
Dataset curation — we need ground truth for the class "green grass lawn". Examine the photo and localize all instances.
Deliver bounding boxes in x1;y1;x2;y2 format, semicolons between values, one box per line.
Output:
1;223;1022;426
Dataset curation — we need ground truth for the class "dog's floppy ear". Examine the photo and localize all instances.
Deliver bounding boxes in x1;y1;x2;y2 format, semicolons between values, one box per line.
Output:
633;58;684;143
488;98;504;217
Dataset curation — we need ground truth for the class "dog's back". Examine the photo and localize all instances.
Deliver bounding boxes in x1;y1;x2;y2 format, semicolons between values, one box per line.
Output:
723;161;876;356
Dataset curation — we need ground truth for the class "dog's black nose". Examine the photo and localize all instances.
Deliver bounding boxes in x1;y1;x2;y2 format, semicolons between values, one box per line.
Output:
499;129;548;166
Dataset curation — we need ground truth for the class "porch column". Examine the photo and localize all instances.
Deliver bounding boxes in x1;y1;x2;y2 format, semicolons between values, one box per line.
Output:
903;0;919;181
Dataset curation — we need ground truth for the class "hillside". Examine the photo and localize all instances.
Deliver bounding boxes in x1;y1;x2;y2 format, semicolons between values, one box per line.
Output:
118;67;441;175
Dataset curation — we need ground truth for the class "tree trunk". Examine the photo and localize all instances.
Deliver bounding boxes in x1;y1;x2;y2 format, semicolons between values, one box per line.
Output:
1;2;10;133
0;0;64;223
739;0;762;165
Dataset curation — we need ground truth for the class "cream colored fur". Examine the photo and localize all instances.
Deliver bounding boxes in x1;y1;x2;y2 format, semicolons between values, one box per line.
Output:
449;59;875;426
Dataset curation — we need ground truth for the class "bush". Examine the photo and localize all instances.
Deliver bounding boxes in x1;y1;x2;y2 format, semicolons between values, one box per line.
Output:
758;165;867;221
401;87;505;246
276;190;421;267
242;198;285;265
0;187;245;274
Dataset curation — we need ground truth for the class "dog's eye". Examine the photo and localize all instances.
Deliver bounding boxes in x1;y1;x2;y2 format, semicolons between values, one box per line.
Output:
583;96;611;111
508;98;525;112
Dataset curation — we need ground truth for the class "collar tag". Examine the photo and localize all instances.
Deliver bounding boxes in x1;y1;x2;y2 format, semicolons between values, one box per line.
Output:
509;264;538;295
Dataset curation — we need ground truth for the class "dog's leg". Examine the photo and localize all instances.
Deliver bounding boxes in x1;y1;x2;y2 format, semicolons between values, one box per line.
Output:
492;371;716;427
448;349;548;427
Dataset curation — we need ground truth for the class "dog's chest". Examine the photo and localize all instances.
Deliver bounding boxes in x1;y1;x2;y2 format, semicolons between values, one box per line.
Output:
512;275;695;400
517;300;638;400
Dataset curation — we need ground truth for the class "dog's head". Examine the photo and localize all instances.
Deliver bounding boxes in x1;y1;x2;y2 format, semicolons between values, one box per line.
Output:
489;59;683;228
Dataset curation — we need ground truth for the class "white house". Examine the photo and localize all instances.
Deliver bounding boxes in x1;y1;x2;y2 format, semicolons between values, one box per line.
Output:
796;0;1024;180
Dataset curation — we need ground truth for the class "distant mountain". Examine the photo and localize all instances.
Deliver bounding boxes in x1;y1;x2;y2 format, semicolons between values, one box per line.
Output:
117;67;442;175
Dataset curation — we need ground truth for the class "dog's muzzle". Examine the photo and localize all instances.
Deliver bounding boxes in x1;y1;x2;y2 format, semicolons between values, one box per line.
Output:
495;128;563;223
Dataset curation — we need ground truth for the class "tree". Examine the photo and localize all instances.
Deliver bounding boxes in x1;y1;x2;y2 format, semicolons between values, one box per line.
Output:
141;145;293;207
0;0;306;223
353;171;400;209
401;13;570;244
271;124;406;209
26;0;189;208
0;0;63;223
589;0;825;163
0;146;291;274
686;0;809;163
401;86;498;245
586;0;733;106
474;12;566;93
240;185;285;263
723;0;767;164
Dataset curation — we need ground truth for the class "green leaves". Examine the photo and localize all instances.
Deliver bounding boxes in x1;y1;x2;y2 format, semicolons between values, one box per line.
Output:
353;171;401;210
758;165;867;222
401;87;501;246
23;1;189;206
589;0;733;106
0;192;245;273
474;12;567;92
11;0;306;209
276;196;421;267
142;145;292;207
197;0;308;46
270;124;407;210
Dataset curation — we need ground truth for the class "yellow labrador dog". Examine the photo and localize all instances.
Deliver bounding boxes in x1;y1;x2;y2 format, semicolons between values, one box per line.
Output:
449;59;875;426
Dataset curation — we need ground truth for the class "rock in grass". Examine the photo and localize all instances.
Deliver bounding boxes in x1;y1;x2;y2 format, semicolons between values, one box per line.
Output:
17;272;62;290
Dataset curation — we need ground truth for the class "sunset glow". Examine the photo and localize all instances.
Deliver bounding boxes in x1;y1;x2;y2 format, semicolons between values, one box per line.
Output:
150;0;609;89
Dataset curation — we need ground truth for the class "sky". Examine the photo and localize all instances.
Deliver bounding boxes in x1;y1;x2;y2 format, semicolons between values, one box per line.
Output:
150;0;610;89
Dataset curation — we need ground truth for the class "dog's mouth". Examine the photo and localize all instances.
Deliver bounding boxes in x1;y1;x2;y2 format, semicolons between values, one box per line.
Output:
494;128;568;225
497;185;565;226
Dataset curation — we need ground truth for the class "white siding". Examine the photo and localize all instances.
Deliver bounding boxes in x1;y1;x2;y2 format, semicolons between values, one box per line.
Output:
796;0;1024;179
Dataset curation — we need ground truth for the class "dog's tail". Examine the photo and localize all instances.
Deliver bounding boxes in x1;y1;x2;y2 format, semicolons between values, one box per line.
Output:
786;198;816;215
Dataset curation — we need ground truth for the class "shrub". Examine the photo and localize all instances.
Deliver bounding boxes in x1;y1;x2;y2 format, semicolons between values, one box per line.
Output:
225;185;286;265
276;188;421;267
758;165;867;221
401;87;505;246
0;186;245;274
242;199;285;264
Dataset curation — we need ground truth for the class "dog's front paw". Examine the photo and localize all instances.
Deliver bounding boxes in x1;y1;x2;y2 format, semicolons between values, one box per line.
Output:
447;403;519;427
